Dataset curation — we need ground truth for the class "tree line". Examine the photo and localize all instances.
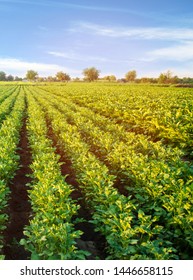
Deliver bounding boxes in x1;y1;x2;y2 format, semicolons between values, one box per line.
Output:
0;71;23;81
1;68;193;85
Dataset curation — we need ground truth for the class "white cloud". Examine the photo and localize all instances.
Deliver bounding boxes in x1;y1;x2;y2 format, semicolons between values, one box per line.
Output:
0;57;79;77
48;51;69;58
47;51;109;62
47;50;139;64
0;0;147;15
148;41;193;61
71;22;193;41
48;51;81;60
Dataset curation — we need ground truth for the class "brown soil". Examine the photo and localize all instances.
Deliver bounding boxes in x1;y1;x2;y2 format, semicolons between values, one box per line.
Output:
3;117;32;260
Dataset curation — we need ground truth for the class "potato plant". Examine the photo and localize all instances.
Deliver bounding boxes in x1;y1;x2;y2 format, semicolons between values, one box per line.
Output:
0;83;192;260
20;91;89;260
0;88;25;258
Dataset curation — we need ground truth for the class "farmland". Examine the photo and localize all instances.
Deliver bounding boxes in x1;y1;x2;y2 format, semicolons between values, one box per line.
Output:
0;82;192;260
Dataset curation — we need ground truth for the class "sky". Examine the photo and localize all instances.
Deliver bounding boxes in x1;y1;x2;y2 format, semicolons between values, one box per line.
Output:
1;0;193;78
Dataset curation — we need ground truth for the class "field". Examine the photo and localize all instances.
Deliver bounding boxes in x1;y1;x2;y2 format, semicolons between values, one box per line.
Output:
0;82;192;260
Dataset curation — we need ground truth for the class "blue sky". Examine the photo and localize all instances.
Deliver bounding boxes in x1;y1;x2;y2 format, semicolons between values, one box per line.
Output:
1;0;193;78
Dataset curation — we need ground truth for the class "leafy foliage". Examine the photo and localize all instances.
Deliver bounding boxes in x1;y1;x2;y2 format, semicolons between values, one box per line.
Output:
0;87;25;258
20;92;89;259
0;83;192;260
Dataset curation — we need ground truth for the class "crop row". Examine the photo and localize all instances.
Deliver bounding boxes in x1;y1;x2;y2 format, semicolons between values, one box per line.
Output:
0;85;18;104
20;89;89;260
38;87;182;162
0;83;192;260
28;87;184;260
32;86;193;259
40;84;193;153
0;86;20;127
0;88;25;259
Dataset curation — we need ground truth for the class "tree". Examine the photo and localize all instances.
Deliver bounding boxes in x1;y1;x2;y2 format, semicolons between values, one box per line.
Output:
158;70;178;84
82;67;100;81
125;70;137;82
109;75;116;81
0;71;6;81
103;75;116;81
47;76;56;82
170;75;180;84
56;71;71;82
26;70;38;81
140;77;158;84
158;73;167;84
14;76;23;81
158;70;171;84
6;74;14;81
37;77;46;82
73;77;81;82
182;77;193;84
117;78;126;83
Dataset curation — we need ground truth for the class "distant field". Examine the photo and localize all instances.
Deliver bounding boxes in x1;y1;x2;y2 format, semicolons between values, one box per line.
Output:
0;83;192;260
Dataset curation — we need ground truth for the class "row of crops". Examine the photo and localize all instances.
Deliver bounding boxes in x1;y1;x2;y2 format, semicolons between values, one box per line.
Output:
0;83;192;259
0;85;25;259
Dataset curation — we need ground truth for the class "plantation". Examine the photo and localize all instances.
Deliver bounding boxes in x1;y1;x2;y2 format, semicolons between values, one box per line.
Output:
0;82;192;260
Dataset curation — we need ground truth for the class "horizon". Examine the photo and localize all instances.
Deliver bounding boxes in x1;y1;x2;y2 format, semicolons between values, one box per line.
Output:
1;0;193;78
